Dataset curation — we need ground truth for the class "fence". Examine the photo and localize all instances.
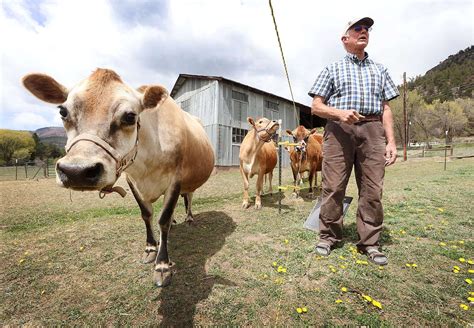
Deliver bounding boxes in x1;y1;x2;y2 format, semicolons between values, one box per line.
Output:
0;159;56;181
406;142;474;159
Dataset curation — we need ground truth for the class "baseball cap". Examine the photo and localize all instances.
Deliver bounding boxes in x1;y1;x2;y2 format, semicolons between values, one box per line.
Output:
343;17;374;36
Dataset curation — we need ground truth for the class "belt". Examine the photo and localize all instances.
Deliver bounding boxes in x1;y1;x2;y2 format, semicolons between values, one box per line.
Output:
355;115;382;124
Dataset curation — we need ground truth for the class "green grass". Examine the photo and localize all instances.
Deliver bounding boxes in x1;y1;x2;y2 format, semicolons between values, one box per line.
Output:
1;157;473;326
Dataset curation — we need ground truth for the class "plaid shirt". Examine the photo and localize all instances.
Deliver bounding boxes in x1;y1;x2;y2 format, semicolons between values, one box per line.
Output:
308;52;399;115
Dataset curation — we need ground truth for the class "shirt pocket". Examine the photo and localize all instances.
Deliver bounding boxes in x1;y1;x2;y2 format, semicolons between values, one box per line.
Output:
368;71;383;98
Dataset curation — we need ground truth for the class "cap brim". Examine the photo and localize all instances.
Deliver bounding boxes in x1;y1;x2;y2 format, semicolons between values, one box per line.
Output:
351;17;374;29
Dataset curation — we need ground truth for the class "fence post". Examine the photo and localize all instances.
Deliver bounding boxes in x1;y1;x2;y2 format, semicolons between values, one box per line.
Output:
25;163;28;179
15;159;18;180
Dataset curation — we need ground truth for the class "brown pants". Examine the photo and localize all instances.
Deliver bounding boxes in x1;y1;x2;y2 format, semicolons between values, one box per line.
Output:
319;119;386;250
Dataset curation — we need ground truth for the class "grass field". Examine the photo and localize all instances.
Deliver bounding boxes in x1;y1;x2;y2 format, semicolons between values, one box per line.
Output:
1;156;473;326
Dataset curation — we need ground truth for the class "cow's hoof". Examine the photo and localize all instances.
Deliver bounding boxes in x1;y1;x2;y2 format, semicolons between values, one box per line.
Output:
185;216;194;225
142;246;158;264
242;202;250;209
255;203;262;210
154;262;175;287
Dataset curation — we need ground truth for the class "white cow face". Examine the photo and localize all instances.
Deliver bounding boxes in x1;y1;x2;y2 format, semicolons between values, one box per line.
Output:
22;68;167;192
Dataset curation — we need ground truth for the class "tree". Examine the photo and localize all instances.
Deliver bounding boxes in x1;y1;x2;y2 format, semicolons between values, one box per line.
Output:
454;98;474;136
431;100;468;142
0;130;35;165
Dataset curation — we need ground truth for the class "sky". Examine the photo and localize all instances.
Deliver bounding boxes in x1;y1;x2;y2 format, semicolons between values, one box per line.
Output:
1;0;473;131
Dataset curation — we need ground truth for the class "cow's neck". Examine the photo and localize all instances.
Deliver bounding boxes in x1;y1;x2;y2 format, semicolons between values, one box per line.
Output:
241;129;265;162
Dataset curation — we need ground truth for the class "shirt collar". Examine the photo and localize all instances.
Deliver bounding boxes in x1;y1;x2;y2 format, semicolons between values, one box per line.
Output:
346;52;369;64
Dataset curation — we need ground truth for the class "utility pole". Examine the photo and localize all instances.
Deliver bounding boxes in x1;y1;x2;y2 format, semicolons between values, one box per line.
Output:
403;72;407;161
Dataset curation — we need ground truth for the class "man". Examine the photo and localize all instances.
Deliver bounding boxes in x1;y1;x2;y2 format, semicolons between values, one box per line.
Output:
308;17;399;265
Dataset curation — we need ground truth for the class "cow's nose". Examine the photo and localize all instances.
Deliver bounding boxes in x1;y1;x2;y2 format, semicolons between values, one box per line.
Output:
56;162;104;186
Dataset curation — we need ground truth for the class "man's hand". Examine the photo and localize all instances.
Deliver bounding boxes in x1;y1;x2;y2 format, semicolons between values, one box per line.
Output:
338;110;364;124
385;142;397;166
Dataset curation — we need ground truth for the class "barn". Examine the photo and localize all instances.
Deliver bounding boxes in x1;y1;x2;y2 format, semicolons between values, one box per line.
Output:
170;74;326;167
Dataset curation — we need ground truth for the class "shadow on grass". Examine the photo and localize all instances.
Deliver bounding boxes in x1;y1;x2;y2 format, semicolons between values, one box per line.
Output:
342;222;394;246
156;211;236;326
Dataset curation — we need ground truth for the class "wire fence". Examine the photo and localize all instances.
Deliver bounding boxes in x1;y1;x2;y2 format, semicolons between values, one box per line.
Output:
0;159;56;181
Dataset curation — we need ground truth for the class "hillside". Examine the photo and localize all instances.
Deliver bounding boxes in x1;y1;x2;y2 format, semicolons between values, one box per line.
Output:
34;127;66;148
407;46;474;103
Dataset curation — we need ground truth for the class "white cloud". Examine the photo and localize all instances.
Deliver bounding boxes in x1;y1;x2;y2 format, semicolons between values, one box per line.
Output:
1;0;472;131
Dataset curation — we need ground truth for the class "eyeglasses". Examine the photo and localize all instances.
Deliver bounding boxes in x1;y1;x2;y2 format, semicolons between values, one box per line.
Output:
352;25;372;32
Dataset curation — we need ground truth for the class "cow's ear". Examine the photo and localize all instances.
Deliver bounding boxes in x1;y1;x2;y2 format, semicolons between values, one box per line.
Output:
136;85;148;94
142;85;169;110
286;129;293;136
247;117;255;127
22;73;68;104
310;128;318;134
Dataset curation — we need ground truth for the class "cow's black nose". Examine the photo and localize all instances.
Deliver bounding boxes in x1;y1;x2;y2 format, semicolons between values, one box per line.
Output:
56;162;104;186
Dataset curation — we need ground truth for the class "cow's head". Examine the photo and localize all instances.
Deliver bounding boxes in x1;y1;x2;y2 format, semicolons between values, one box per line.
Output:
247;117;279;142
22;68;168;192
286;126;317;153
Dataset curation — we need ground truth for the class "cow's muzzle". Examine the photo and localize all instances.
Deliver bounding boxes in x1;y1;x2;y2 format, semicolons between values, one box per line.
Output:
56;161;104;189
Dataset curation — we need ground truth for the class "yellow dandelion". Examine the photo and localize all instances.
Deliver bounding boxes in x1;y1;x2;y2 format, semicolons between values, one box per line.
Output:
468;260;474;265
467;297;474;302
24;251;29;256
362;295;373;302
437;208;444;212
459;304;469;310
465;278;473;285
378;266;385;270
330;267;337;273
453;265;461;270
470;292;474;296
302;307;308;313
439;242;447;246
335;299;343;304
372;300;382;309
459;258;466;263
453;269;460;274
296;307;303;314
272;261;277;267
451;245;458;249
19;259;25;264
341;287;348;292
356;260;368;265
80;246;84;251
458;240;464;245
400;230;406;234
284;239;289;244
468;269;474;274
339;255;346;260
281;267;287;273
339;264;347;269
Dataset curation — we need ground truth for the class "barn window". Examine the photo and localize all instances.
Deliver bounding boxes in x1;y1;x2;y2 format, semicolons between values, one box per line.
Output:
264;100;279;111
232;100;248;123
232;127;248;144
232;90;248;103
181;98;191;112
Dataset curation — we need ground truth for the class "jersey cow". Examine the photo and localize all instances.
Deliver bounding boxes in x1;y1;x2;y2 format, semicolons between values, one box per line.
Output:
239;117;279;209
22;68;215;287
286;126;323;198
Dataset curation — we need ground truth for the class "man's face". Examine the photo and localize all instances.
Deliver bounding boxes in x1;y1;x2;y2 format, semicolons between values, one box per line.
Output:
343;25;370;50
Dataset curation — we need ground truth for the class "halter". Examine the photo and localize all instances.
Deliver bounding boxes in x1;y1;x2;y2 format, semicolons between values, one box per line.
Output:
254;120;276;143
64;119;141;178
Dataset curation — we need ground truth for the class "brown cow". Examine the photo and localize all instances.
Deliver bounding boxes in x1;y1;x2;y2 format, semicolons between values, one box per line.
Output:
22;68;215;287
239;117;279;209
286;126;323;198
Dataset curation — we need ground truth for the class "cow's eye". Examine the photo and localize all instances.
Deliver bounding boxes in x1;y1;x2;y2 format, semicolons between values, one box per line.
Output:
122;112;137;125
58;105;68;118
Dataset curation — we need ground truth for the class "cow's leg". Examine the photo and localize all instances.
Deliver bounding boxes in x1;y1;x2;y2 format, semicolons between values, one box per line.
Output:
308;169;315;198
255;171;264;209
127;178;158;264
267;172;273;196
154;182;181;287
183;192;194;223
291;167;299;198
240;166;251;209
